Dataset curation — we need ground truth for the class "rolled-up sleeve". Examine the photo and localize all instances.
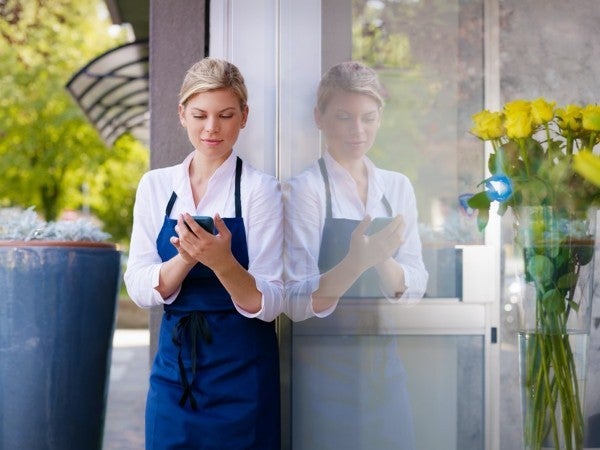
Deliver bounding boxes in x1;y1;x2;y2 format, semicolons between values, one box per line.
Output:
234;171;284;322
282;169;327;321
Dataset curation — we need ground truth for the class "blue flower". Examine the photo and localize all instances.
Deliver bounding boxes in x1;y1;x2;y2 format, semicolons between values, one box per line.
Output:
485;174;513;202
458;194;475;216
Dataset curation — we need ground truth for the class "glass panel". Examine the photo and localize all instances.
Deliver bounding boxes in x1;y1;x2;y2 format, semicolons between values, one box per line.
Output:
291;334;485;450
349;0;485;298
282;1;488;449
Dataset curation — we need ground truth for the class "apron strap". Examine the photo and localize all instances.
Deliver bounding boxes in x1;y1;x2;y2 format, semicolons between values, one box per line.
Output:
165;191;177;217
318;158;333;219
381;195;393;217
235;156;243;218
171;312;213;410
318;157;393;218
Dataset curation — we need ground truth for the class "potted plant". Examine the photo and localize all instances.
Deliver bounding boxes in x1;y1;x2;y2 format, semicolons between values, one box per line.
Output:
0;207;121;450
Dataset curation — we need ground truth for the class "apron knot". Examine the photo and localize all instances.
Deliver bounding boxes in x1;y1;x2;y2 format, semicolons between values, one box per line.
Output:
171;311;213;410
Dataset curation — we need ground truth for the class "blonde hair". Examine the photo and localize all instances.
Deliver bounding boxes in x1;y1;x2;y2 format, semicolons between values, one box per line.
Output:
316;61;385;113
178;57;248;109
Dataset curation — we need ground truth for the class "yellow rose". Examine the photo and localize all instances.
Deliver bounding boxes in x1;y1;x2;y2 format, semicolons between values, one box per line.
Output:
573;150;600;187
503;100;533;139
555;104;582;131
504;99;531;117
582;104;600;131
530;98;555;125
471;110;504;140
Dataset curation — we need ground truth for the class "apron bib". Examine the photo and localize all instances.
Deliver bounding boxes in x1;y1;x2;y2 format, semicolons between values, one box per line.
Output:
317;157;392;298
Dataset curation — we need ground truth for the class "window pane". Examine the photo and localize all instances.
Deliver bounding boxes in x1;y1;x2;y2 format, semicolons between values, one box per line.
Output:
351;0;485;298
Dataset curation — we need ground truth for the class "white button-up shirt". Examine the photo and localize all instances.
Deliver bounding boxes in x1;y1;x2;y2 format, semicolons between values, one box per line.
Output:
284;152;428;321
124;151;284;322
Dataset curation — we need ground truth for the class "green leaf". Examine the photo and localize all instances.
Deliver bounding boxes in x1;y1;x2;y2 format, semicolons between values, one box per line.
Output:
515;177;548;205
475;208;489;232
497;201;509;216
557;272;578;289
499;141;520;171
574;244;594;266
524;137;545;172
542;288;565;313
467;191;491;209
488;152;498;174
526;254;554;286
568;300;580;312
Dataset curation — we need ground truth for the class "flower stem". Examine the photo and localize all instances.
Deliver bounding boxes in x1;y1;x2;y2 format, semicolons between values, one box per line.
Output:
519;138;531;176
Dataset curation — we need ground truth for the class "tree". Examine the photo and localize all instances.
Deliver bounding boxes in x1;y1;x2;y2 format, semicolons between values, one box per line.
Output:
0;0;148;245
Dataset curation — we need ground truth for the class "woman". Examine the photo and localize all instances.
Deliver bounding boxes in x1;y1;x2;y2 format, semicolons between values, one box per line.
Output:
125;58;283;450
284;61;428;449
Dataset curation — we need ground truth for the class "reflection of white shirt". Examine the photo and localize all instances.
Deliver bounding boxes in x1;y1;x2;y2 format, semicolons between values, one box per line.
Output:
284;152;428;321
124;151;284;322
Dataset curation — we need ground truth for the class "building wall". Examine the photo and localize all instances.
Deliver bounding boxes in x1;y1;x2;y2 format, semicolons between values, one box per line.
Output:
148;0;207;357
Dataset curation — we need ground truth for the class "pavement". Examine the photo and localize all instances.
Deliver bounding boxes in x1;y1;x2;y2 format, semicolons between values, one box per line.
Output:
103;329;150;450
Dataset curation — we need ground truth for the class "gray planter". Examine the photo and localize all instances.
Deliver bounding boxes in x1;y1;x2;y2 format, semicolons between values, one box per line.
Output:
0;242;121;450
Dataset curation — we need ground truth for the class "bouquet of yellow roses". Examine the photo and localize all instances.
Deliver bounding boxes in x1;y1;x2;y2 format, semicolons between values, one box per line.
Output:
469;98;600;229
469;99;600;450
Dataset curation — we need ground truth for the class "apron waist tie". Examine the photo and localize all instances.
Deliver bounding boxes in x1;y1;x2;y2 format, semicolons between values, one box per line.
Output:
171;311;212;410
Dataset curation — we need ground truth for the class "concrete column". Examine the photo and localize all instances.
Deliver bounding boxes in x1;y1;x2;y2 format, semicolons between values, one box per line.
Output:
148;0;207;359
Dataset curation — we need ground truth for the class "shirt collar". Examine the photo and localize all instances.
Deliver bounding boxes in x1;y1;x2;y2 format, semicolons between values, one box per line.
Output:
322;151;387;215
171;150;237;210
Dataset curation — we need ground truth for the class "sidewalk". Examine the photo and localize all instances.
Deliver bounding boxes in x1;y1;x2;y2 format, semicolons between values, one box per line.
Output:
103;329;150;450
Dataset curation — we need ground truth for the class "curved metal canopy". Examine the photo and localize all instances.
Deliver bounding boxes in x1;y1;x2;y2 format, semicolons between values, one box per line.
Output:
66;39;149;147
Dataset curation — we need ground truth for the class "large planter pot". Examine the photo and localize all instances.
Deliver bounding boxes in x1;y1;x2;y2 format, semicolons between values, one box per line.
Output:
515;207;596;450
0;241;121;450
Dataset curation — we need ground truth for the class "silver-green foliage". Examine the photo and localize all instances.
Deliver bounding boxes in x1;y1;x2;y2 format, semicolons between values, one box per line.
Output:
0;207;110;242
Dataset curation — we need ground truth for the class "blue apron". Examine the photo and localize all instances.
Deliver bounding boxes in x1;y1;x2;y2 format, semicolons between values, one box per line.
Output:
146;157;280;450
317;157;392;298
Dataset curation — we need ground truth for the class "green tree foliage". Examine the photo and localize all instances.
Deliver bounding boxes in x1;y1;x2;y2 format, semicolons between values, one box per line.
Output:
0;0;148;246
86;134;148;246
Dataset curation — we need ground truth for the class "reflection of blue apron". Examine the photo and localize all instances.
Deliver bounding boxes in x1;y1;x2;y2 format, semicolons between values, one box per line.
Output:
293;159;416;450
317;158;392;298
146;157;280;450
292;335;415;450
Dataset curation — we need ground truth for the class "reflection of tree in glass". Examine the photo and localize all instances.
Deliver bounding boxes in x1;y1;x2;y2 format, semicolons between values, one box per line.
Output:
350;0;484;245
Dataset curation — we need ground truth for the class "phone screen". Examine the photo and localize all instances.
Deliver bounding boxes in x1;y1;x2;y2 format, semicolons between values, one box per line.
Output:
187;215;214;233
366;217;392;235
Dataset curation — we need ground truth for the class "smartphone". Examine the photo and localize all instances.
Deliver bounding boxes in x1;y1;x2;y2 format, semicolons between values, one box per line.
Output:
366;217;393;235
186;215;214;233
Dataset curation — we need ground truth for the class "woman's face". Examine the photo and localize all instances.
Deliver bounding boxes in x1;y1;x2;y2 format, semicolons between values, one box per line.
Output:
315;91;381;162
179;88;248;161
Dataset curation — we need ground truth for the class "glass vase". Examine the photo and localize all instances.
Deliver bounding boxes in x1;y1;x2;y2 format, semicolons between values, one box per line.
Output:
514;206;596;450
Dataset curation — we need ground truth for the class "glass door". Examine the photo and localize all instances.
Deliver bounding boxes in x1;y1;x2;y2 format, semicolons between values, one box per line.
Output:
211;1;500;448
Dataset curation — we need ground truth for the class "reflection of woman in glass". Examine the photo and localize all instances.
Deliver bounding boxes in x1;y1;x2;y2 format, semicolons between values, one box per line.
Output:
284;61;428;449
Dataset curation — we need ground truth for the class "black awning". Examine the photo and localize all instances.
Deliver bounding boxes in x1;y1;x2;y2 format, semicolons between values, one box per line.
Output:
66;39;149;147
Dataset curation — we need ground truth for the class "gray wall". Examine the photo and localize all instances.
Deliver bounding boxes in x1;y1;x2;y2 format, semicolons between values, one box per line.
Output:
148;0;207;358
498;1;600;448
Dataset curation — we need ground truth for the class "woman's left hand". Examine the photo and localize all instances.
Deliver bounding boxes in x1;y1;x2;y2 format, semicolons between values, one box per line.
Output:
171;213;236;272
